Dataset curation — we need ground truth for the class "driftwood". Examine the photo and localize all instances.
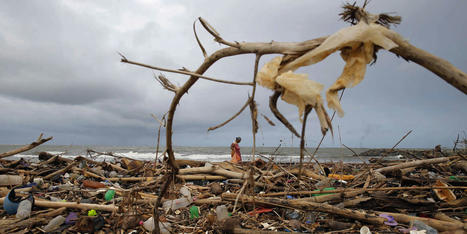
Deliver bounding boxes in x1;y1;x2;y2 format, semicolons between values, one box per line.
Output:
43;162;76;180
375;156;458;174
177;174;226;181
222;193;386;225
179;163;254;180
0;198;117;212
259;186;467;197
0;134;53;159
374;211;465;232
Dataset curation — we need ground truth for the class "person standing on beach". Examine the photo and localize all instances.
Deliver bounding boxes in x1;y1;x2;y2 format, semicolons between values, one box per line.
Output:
230;137;242;163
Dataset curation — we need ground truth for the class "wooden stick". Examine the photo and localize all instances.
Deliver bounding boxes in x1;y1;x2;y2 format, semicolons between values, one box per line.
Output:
222;193;386;225
269;90;300;137
122;59;254;86
0;197;117;212
0;133;53;159
374;211;465;232
258;186;467;197
298;105;312;181
107;176;159;182
43;162;76;180
208;96;253;131
177;175;226;180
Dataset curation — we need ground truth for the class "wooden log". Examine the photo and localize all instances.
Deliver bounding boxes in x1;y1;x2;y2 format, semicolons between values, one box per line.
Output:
0;197;117;212
1;217;47;233
385;30;467;94
375;156;458;174
222;193;386;225
176;159;205;168
0;134;53;159
433;212;463;225
374;211;465;232
179;163;252;179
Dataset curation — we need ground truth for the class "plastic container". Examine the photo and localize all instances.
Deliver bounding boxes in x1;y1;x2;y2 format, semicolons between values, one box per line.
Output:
43;215;66;232
180;186;192;201
360;226;371;234
0;175;23;186
412;220;438;234
216;205;229;221
142;217;171;234
3;190;21;214
16;199;32;219
105;189;116;201
162;197;191;212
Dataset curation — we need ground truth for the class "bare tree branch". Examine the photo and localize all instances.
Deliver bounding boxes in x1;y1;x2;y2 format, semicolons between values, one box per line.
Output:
208;96;253;131
0;133;53;159
193;19;208;58
154;74;178;93
122;58;254;86
269;90;300;137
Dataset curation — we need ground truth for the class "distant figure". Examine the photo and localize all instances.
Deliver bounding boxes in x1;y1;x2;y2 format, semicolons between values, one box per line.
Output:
230;137;242;163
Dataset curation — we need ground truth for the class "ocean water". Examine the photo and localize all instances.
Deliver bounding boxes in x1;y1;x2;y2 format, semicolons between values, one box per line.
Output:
0;144;383;163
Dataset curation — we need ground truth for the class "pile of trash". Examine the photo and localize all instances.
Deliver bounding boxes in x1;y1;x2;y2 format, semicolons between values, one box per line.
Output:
0;148;466;233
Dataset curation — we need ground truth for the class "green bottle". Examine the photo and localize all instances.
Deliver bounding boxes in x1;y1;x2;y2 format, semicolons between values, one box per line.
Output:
190;206;199;219
105;189;115;201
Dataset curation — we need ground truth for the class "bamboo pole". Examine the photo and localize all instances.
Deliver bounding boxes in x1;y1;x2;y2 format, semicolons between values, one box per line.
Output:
0;197;118;212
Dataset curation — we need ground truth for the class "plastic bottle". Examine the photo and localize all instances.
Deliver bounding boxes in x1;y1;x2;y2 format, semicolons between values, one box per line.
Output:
162;197;191;212
105;189;115;201
360;226;371;234
16;199;32;219
43;215;66;232
216;205;229;221
143;217;171;234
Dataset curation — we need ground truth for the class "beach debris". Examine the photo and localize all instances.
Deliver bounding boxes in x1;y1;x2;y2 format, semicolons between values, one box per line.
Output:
433;180;457;202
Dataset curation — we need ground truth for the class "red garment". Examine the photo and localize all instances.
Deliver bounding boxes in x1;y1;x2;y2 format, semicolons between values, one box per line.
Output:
230;142;242;163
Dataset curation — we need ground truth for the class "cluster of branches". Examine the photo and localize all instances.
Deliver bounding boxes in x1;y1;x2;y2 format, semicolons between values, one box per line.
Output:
121;2;467;233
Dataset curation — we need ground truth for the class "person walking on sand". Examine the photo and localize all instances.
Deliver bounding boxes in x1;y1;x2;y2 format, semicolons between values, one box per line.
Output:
230;137;242;163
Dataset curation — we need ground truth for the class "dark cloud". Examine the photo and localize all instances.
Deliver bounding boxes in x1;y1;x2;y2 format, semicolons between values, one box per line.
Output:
0;0;465;148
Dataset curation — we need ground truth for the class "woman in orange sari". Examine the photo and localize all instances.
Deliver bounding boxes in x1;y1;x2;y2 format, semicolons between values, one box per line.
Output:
230;137;242;163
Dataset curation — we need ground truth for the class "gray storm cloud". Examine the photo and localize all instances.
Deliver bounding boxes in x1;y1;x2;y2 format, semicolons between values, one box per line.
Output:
0;0;466;148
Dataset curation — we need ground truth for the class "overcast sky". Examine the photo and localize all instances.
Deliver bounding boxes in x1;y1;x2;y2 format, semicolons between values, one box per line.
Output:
0;1;466;149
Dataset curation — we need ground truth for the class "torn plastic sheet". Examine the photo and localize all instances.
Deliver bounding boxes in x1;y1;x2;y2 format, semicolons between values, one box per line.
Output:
327;42;374;116
279;21;397;73
256;56;282;90
276;71;331;133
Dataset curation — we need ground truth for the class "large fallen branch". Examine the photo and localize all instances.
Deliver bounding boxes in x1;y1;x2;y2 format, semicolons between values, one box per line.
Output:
222;193;385;225
0;133;53;159
375;156;458;174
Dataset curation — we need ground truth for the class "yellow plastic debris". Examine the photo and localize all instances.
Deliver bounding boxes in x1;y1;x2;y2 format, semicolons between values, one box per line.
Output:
256;56;282;90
